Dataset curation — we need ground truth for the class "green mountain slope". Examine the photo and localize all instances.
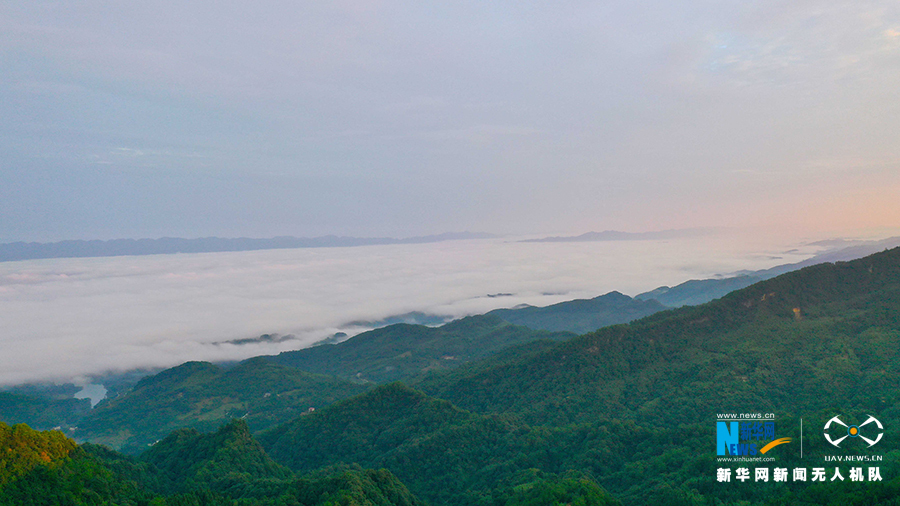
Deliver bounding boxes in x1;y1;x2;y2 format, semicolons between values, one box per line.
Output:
256;382;765;505
253;247;900;504
77;358;368;453
269;314;574;383
0;423;156;505
488;470;621;506
0;422;77;487
259;383;624;505
635;274;765;307
259;383;470;471
420;246;900;426
0;392;89;432
486;291;667;334
0;421;426;506
141;419;293;493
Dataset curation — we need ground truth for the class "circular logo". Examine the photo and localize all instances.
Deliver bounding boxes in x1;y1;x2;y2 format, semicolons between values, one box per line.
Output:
824;415;883;448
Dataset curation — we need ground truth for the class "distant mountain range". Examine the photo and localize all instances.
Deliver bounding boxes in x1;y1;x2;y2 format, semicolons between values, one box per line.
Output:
0;232;496;262
519;228;712;242
323;236;900;336
635;235;900;307
487;291;666;334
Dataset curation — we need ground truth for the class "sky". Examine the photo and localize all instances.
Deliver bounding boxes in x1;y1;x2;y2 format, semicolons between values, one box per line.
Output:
2;1;899;243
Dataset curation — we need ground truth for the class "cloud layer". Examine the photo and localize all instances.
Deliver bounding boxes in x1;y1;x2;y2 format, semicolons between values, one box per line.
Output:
0;234;824;385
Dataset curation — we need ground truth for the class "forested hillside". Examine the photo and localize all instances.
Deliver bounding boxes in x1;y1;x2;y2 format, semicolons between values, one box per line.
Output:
0;421;426;506
420;246;900;426
259;247;900;504
75;358;369;453
269;315;573;382
0;392;89;433
258;382;626;505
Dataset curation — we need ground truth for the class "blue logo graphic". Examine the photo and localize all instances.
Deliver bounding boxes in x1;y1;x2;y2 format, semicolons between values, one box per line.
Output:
717;421;790;456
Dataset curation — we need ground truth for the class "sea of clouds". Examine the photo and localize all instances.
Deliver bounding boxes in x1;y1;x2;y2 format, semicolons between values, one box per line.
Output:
0;234;823;385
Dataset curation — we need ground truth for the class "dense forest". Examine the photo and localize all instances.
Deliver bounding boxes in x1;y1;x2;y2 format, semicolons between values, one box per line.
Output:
0;420;427;505
3;247;900;504
74;358;370;453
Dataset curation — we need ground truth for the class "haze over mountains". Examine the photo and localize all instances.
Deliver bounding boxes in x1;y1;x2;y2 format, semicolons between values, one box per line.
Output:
635;235;900;307
0;228;726;262
5;232;830;386
3;245;900;504
4;0;898;502
2;233;896;387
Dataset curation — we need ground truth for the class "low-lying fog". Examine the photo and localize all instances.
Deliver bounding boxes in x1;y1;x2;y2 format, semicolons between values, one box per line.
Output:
0;234;825;385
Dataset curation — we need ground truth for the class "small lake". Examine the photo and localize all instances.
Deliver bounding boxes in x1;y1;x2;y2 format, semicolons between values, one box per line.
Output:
74;383;108;407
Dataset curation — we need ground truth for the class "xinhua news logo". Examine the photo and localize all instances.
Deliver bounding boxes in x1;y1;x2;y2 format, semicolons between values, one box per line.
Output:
717;415;791;457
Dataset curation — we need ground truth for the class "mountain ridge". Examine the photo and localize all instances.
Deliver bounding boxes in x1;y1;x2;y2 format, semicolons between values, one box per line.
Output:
268;314;575;383
487;291;667;333
519;228;712;242
420;245;900;426
0;231;496;262
635;235;900;307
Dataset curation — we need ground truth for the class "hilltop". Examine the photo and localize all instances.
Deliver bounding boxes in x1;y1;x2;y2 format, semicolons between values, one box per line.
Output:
487;291;666;333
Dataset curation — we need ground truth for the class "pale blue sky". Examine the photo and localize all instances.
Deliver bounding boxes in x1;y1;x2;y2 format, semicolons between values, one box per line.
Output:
2;1;899;242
